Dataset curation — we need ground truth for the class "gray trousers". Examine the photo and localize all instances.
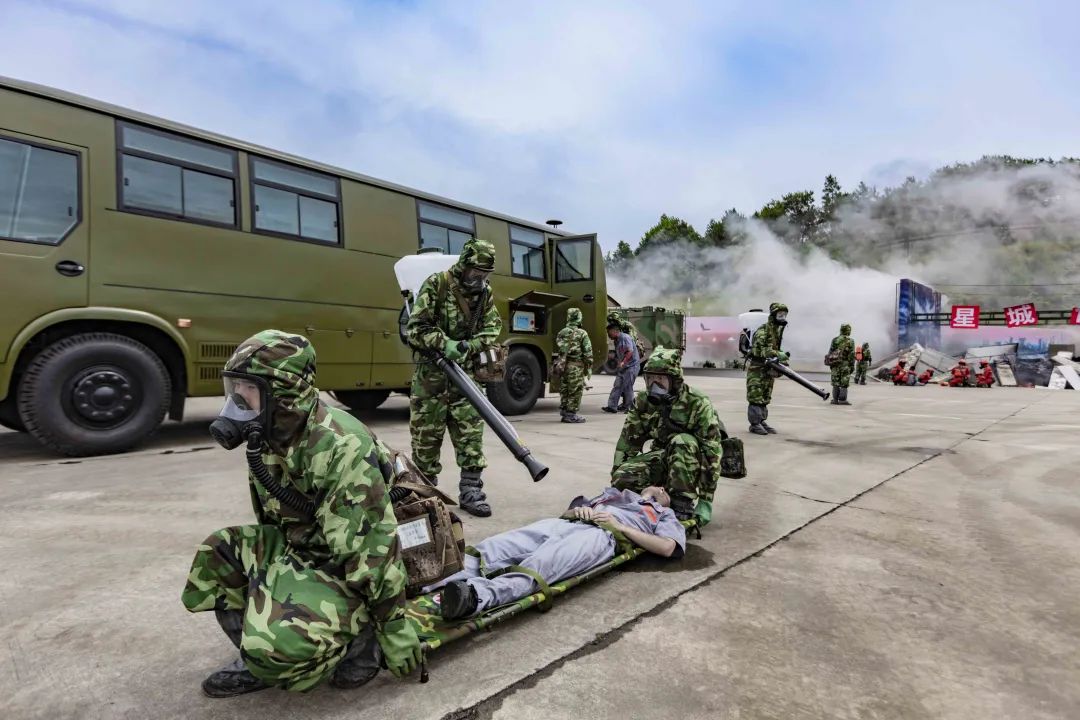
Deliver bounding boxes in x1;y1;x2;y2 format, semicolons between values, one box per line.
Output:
429;518;616;612
607;367;638;410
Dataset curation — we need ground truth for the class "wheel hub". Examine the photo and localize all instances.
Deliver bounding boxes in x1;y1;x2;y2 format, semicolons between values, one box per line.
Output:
71;369;138;426
508;365;533;399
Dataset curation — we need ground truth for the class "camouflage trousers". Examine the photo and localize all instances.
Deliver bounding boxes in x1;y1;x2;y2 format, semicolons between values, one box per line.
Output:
181;524;369;692
410;361;485;478
854;361;870;383
831;364;854;388
559;362;587;413
745;365;775;405
611;433;711;503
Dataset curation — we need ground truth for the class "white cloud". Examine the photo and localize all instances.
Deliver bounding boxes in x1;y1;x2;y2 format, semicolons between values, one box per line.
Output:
3;0;1079;250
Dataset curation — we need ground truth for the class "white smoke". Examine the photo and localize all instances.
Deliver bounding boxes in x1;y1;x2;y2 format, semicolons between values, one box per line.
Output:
607;158;1080;367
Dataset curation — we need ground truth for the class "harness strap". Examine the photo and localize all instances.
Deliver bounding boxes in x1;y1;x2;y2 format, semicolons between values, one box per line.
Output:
486;564;555;612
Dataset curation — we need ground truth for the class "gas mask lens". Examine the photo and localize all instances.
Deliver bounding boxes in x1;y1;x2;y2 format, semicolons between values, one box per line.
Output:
645;373;673;404
210;374;269;450
461;269;491;292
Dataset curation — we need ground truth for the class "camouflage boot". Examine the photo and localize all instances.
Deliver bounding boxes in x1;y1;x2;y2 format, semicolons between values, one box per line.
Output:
747;404;768;435
329;624;382;690
202;609;269;698
459;469;492;517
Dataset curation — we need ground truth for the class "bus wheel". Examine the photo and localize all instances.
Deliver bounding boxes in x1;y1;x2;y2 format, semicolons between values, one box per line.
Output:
487;347;542;416
333;389;390;413
0;394;26;432
17;333;171;457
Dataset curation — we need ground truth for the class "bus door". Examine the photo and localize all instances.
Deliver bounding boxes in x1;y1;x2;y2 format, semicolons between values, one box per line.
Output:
0;133;88;367
551;233;600;355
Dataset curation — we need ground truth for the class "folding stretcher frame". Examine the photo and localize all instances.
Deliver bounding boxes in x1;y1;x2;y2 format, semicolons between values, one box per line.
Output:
404;518;700;682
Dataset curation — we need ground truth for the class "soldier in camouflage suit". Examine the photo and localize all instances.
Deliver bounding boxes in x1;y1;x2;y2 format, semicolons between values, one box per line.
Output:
854;342;872;384
406;238;502;517
555;307;593;423
611;347;724;527
746;302;789;435
828;323;856;405
182;331;420;697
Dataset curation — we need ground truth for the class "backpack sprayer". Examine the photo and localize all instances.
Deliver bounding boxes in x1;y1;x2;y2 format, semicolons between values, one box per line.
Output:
739;310;830;401
395;253;548;483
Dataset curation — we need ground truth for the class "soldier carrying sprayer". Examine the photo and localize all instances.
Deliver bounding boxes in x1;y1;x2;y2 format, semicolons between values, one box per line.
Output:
745;303;789;435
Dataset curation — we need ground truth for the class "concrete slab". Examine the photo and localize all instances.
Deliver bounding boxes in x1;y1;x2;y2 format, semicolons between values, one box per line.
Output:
0;378;1074;719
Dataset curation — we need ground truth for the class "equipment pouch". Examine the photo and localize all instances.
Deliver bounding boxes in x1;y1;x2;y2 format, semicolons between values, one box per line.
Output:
551;355;566;379
824;349;840;367
388;450;467;597
473;343;507;383
719;431;747;479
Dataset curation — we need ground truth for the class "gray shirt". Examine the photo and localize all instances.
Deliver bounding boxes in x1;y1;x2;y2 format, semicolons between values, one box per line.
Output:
615;332;640;371
567;487;686;557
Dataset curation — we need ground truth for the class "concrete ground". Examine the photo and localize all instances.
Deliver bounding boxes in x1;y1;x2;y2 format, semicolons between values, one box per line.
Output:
1;375;1077;720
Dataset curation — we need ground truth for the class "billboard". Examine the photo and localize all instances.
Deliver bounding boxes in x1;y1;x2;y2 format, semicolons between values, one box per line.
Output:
896;279;942;350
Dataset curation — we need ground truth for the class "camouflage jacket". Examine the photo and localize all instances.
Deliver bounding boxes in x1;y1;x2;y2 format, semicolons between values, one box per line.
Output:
612;384;725;495
830;335;856;368
405;268;501;358
227;331;408;626
556;319;593;364
749;321;784;367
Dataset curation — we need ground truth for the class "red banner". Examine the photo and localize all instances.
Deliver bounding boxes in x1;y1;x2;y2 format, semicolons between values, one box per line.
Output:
950;305;980;329
1003;303;1038;328
1071;307;1079;325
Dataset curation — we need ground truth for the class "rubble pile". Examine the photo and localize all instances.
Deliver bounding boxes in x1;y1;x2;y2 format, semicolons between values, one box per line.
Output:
869;343;1078;389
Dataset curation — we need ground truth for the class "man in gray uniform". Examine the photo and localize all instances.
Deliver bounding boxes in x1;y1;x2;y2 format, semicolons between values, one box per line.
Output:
437;486;686;619
603;323;641;413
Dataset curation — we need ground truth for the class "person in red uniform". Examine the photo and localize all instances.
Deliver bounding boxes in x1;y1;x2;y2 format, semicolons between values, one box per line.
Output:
975;360;994;388
917;368;934;385
947;359;970;387
891;360;910;385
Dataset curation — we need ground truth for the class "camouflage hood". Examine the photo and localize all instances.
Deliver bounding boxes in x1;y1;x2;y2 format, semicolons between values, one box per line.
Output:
566;307;583;327
768;302;788;325
643;346;684;382
840;323;851;336
452;237;496;275
225;330;318;455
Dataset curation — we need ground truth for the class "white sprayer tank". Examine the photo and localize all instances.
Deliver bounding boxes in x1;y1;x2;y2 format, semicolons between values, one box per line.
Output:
394;251;458;299
738;310;770;335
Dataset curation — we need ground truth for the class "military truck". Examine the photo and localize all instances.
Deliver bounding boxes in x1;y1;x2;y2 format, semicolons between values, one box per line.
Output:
0;77;608;456
601;306;686;373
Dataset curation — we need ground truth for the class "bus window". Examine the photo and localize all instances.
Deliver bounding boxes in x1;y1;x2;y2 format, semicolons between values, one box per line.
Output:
0;136;80;244
252;158;341;244
555;237;593;282
418;200;474;254
509;225;545;279
118;122;238;227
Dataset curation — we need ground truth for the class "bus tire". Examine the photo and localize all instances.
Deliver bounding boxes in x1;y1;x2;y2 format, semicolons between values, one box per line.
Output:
16;333;171;457
0;394;27;432
487;346;542;416
333;389;391;412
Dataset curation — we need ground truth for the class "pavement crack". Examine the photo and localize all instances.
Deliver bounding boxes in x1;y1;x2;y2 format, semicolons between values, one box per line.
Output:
440;395;1047;720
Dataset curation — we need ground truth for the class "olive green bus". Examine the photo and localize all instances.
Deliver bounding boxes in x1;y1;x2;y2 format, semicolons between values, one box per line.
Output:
0;77;607;456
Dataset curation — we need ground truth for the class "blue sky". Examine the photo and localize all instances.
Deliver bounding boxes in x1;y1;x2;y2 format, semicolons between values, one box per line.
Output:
3;0;1079;249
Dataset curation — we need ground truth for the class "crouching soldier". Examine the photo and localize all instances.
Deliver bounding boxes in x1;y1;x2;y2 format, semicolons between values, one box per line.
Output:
610;347;724;527
182;331;421;697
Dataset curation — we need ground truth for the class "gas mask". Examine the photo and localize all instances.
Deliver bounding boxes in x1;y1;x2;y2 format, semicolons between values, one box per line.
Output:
645;374;675;405
209;372;272;450
460;268;491;294
773;311;788;326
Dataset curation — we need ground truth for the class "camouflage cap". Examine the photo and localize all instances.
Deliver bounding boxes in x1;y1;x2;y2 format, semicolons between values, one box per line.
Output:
643;346;683;380
840;323;852;335
567;308;583;326
225;330;319;453
457;237;496;272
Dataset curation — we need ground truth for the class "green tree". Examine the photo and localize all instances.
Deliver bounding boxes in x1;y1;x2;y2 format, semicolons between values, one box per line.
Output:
604;240;635;271
635;214;704;256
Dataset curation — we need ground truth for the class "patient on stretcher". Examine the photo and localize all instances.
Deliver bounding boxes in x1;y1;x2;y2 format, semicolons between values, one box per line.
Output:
433;486;687;620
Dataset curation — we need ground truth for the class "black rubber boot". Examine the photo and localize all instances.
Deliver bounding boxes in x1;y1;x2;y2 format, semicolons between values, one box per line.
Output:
459;470;492;517
440;580;478;620
838;387;852;406
329;625;382;690
601;406;617;413
830;386;840;404
748;404;768;435
202;609;269;698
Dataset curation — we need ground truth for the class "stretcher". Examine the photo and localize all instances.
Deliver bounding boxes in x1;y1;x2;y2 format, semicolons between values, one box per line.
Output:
403;518;700;682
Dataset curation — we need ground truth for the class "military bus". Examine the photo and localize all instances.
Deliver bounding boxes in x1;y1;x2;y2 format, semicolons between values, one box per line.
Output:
0;77;607;457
